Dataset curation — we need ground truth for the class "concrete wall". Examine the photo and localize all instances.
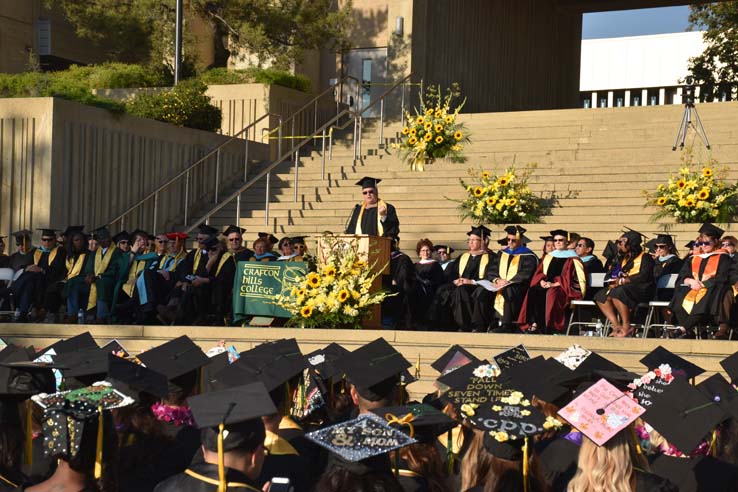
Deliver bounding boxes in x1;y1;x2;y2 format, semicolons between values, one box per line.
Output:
0;97;269;240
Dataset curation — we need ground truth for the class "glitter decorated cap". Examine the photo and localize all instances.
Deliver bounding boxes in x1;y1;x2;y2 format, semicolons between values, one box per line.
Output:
370;404;457;443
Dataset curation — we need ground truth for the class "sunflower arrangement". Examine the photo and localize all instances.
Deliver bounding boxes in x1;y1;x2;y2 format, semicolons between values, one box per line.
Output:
644;152;738;223
275;234;392;329
394;83;470;171
456;164;547;224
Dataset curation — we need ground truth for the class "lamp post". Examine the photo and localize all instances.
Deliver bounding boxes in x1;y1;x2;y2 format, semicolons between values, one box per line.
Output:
174;0;183;84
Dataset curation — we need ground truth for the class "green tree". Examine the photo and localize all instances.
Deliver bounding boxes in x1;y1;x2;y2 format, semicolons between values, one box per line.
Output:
46;0;353;70
687;2;738;101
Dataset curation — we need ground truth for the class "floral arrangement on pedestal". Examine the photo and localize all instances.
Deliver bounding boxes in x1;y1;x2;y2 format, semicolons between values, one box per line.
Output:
455;163;550;224
275;234;391;329
644;151;738;223
394;83;470;171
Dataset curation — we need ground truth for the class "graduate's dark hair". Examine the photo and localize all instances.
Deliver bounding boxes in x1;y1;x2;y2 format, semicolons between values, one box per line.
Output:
67;410;119;492
581;237;595;252
416;238;434;255
314;467;403;492
114;391;171;476
0;422;22;473
66;231;87;257
392;442;451;492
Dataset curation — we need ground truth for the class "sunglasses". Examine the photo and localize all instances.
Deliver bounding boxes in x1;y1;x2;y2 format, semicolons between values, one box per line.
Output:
228;238;241;242
722;243;733;248
119;241;129;244
575;243;586;248
362;190;376;195
655;244;668;249
156;239;169;243
41;237;55;242
553;238;566;242
694;241;710;247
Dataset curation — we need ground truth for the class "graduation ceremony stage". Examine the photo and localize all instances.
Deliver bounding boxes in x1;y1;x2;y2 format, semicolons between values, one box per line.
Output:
2;323;736;399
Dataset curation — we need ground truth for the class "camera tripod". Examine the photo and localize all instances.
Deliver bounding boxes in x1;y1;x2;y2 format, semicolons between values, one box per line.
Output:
672;99;710;151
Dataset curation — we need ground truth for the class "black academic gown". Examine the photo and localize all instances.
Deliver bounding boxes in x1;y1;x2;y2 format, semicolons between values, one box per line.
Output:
581;256;605;300
0;467;23;492
594;251;655;309
382;250;416;330
10;245;68;313
153;461;262;492
411;260;445;329
649;454;738;492
487;248;538;329
210;251;237;321
118;431;183;492
653;255;684;301
259;417;312;492
345;202;400;238
537;435;580;492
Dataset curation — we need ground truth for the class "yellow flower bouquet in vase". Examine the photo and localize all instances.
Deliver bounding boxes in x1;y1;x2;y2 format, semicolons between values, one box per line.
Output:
394;83;470;171
276;233;393;329
644;151;738;223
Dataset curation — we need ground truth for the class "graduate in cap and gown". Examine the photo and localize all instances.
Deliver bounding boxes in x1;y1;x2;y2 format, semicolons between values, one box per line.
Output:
7;230;35;273
153;382;276;492
411;239;446;330
595;228;655;338
518;229;586;334
0;236;7;268
669;223;737;339
223;226;254;263
80;227;128;323
345;177;400;238
135;232;187;323
61;228;93;322
487;225;539;333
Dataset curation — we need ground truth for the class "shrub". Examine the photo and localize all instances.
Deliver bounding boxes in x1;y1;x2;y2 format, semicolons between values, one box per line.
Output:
125;80;221;132
198;67;311;92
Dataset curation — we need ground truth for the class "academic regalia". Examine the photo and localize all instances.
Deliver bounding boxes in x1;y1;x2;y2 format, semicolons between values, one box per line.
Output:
345;202;400;238
7;249;34;273
633;469;679;492
62;249;93;312
9;243;67;315
259;416;311;492
411;260;445;329
81;245;127;317
488;246;539;329
517;250;586;333
177;248;210;281
594;251;655;309
137;250;187;315
382;250;416;330
210;250;237;322
247;252;278;262
153;457;263;492
537;433;581;492
653;254;684;301
580;255;605;300
234;249;255;263
649;454;738;492
670;250;735;330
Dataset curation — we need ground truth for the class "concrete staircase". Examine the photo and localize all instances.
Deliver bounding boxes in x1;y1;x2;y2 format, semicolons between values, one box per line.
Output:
205;102;738;255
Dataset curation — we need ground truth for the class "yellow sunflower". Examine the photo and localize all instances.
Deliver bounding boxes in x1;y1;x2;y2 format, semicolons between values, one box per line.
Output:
454;131;463;141
323;265;337;277
498;177;509;186
656;197;667;206
434;110;442;118
300;305;313;318
685;199;696;207
506;198;518;207
409;128;417;136
486;197;496;206
473;187;484;197
424;122;433;131
425;109;433;116
297;288;306;297
703;167;713;177
697;189;710;200
424;132;433;142
307;273;321;288
401;127;409;135
435;124;444;133
337;289;350;303
408;136;418;145
481;171;490;179
445;115;454;124
435;135;444;144
416;116;425;125
676;179;687;189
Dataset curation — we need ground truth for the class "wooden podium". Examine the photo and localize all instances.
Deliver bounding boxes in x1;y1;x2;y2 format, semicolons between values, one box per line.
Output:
317;234;391;329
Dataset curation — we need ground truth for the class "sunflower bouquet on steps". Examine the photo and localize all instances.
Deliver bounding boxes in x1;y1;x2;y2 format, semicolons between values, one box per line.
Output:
276;233;392;329
644;150;738;223
394;82;470;171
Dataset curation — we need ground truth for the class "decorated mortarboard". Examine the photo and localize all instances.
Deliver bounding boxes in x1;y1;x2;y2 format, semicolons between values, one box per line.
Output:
467;225;492;240
257;232;278;244
699;222;724;238
112;231;130;244
696;373;738;422
720;351;738;384
433;244;454;254
196;223;219;236
337;338;411;401
431;344;479;375
642;377;727;454
61;225;85;237
222;225;246;236
355;176;382;188
306;413;416;462
640;346;705;380
107;354;168;399
100;339;129;358
32;381;134;478
558;379;645;446
493;344;531;372
626;364;675;408
136;335;210;381
307;343;351;382
43;331;98;355
370;404;457;443
437;360;509;407
554;344;592;371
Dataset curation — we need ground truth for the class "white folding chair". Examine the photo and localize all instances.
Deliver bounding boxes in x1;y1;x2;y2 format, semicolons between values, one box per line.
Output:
0;268;15;316
566;272;608;336
643;274;679;338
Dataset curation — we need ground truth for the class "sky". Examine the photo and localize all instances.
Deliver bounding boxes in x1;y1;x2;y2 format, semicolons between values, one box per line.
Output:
582;6;693;39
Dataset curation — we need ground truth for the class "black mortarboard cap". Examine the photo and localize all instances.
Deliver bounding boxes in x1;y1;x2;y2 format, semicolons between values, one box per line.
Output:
38;228;58;238
203;235;220;250
107;354;168;399
201;352;231;394
370;404;456;442
496;238;507;246
355;176;381;188
222;225;246;236
196;223;219;236
130;229;151;241
720;351;738;384
433;244;454;254
621;226;647;246
467;225;492;240
136;335;210;381
640;346;704;380
650;454;738;492
699;222;724;238
90;226;110;240
112;231;130;244
307;343;351;382
43;331;99;355
686;240;697;249
257;232;278;244
339;338;411;401
54;348;110;387
602;240;617;260
655;234;674;247
643;377;726;454
696;373;738;422
493;344;531;372
291;236;307;245
0;358;56;396
499;358;571;403
436;360;508;407
644;238;657;253
549;229;569;241
539;235;553;242
100;339;129;358
431;344;479;374
61;225;85;237
11;229;32;239
574;351;626;377
215;339;308;392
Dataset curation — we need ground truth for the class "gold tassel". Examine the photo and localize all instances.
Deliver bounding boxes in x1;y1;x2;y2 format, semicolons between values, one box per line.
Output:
415;353;421;380
446;430;454;474
710;429;718;457
284;383;291;417
25;400;33;466
217;422;226;492
94;406;103;479
522;437;529;492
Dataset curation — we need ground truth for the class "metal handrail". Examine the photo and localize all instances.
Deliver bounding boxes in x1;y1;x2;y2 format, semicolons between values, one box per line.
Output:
185;73;416;233
108;112;282;232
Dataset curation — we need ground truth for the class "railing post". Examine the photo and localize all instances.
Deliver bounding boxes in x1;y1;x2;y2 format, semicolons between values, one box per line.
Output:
352;115;358;164
153;192;159;235
184;170;190;226
265;172;271;227
379;98;385;146
277;116;283;161
400;80;405;129
329;127;333;160
214;149;221;203
236;193;241;228
313;100;318;139
358;116;363;158
321;129;326;180
293;148;299;202
244;136;249;182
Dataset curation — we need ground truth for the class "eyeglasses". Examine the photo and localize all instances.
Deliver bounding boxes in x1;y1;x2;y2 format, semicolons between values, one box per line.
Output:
575;243;586;248
655;244;668;249
553;238;566;242
722;243;734;248
41;237;55;242
362;190;376;195
228;238;241;242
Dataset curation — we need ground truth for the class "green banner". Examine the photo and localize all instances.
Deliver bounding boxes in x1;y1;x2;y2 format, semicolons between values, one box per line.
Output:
232;261;307;320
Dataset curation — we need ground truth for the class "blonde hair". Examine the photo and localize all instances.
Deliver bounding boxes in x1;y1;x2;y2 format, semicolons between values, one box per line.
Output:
567;427;646;492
